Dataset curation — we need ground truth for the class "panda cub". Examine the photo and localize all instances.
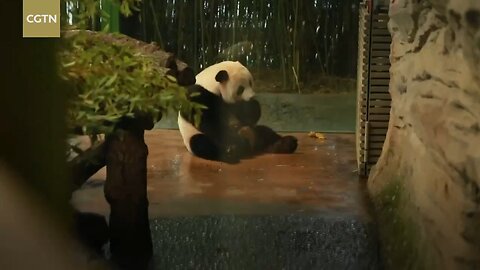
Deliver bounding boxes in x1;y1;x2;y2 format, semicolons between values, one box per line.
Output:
178;61;297;163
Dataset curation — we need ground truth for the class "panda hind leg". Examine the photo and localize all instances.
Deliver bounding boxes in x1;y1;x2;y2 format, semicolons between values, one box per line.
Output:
190;134;240;164
248;125;298;154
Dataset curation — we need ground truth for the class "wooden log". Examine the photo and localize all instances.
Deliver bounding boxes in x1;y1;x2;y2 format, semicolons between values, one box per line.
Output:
175;59;196;86
104;118;152;269
64;30;196;86
67;109;158;192
68;141;106;190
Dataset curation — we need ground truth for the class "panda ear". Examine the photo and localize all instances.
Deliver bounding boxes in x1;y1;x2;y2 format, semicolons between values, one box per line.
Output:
215;70;229;83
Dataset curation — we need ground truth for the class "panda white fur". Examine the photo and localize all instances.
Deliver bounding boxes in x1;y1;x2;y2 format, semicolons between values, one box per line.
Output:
178;61;297;163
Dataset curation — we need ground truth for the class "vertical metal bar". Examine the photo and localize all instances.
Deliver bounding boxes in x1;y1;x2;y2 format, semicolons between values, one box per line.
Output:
364;120;369;164
364;1;374;175
356;2;365;175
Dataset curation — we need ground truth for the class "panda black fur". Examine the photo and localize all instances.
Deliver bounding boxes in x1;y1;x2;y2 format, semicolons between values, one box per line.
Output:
178;61;297;163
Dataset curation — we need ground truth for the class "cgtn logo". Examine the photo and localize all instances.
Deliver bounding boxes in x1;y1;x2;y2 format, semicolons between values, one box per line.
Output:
23;0;60;37
26;14;57;24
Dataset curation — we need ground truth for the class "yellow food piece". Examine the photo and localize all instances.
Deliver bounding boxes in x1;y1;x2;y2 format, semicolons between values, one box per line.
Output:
308;131;326;140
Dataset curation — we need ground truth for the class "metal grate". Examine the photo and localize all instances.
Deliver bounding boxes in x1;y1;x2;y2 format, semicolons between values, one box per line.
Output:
356;1;391;176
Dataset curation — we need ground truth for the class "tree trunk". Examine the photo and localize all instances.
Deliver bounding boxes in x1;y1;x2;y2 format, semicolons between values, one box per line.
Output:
104;120;152;269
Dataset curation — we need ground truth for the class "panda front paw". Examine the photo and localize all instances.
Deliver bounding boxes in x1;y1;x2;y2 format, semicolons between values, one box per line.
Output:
237;126;256;149
220;145;241;164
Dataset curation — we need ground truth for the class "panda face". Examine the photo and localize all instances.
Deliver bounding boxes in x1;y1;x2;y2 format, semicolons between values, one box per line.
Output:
215;65;255;104
194;61;255;104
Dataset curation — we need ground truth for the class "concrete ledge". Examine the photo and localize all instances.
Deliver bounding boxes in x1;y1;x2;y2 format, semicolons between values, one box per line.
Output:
155;93;356;132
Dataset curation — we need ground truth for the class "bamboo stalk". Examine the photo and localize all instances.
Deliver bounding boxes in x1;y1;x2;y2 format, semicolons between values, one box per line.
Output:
324;7;330;74
177;0;184;59
194;0;198;72
141;0;147;39
132;0;358;86
149;0;164;48
207;0;216;65
200;0;206;68
292;0;299;92
277;0;287;90
232;0;237;48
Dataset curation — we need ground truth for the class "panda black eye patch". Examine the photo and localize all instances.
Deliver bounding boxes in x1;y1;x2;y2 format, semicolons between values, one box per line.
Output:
215;70;229;83
237;86;245;95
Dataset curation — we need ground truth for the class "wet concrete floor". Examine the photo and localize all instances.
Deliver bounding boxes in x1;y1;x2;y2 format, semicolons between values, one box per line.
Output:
72;129;380;269
73;129;368;217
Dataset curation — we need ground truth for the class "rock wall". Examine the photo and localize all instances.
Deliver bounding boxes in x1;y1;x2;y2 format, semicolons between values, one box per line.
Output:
368;0;480;269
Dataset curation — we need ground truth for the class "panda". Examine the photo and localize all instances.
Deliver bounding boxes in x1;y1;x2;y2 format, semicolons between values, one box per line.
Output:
178;61;297;163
